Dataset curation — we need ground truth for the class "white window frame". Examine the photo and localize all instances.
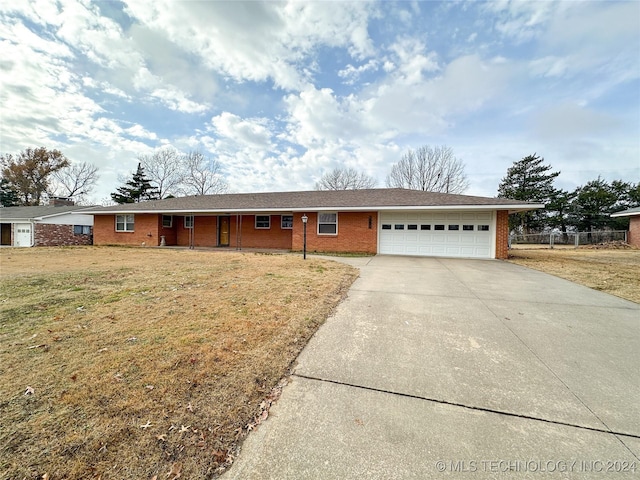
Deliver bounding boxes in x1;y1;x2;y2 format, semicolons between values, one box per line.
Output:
162;215;173;228
281;215;293;229
255;215;270;229
116;214;134;232
184;215;194;229
317;212;338;235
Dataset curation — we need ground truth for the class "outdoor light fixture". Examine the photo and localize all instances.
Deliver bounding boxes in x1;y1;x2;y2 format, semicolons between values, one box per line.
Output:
301;214;308;260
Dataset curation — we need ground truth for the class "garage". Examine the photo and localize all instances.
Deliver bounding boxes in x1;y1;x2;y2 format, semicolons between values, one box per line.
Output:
378;211;494;259
14;223;33;247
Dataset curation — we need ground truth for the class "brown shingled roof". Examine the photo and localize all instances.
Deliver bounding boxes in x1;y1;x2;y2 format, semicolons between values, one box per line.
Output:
80;188;541;214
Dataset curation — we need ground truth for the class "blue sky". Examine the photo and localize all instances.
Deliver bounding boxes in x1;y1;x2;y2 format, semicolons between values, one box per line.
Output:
1;0;639;204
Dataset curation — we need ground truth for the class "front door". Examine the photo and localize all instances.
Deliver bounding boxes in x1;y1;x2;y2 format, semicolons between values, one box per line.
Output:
219;216;230;246
1;224;11;246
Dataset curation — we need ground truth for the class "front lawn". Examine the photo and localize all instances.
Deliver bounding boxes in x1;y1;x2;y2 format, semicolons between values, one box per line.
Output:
0;247;358;479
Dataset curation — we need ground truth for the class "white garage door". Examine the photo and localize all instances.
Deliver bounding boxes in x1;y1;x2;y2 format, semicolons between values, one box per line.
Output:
379;212;494;259
14;223;33;247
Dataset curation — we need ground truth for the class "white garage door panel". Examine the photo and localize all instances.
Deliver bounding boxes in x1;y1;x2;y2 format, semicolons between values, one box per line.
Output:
14;223;32;247
379;212;493;259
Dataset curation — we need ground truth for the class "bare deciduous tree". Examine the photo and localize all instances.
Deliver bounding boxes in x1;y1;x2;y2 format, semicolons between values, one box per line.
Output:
315;167;377;190
49;161;99;204
385;145;469;194
181;151;229;196
139;148;184;198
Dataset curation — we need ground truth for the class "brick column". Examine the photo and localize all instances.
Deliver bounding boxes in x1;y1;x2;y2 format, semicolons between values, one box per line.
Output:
495;210;510;259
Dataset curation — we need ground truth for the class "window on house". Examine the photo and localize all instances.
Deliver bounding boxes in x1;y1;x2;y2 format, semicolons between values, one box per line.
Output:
434;224;445;231
318;213;337;235
421;224;431;230
408;224;418;230
255;215;270;229
478;225;490;231
463;225;474;231
162;215;173;228
116;214;134;232
74;225;91;235
281;215;293;229
382;224;392;230
448;225;460;231
394;224;405;230
184;216;194;229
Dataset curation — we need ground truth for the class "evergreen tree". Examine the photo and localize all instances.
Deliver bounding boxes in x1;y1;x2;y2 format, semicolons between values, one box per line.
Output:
497;154;560;233
0;178;20;207
111;163;160;204
547;189;575;241
569;177;624;231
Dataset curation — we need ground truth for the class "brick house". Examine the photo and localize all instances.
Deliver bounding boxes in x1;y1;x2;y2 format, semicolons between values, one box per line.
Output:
0;203;94;247
83;189;541;260
611;207;640;248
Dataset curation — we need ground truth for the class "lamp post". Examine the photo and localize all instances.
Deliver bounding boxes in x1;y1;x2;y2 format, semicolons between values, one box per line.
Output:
301;214;308;260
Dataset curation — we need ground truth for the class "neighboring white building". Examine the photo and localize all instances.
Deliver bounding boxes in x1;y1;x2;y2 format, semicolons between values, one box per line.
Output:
0;204;94;247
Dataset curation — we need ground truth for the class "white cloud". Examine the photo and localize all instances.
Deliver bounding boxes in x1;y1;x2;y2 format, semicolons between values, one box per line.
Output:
529;56;567;78
122;0;377;90
338;60;379;85
485;0;557;43
387;37;440;84
126;124;158;140
210;113;273;149
531;103;621;140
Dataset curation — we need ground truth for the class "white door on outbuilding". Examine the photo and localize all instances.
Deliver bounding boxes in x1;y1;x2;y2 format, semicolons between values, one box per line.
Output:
379;212;494;259
14;223;32;247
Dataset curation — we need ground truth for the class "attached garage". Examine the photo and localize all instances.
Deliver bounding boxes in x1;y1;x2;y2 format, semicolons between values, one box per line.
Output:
379;211;494;259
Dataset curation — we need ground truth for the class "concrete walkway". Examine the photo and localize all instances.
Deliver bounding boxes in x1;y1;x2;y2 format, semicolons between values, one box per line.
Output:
223;256;640;479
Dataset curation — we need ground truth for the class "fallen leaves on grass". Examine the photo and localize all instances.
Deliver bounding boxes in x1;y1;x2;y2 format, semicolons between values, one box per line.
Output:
0;246;358;479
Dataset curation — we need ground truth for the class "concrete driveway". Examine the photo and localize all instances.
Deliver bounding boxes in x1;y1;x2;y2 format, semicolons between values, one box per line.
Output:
224;255;640;479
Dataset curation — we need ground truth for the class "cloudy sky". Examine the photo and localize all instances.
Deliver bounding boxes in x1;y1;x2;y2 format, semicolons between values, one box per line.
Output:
1;0;639;203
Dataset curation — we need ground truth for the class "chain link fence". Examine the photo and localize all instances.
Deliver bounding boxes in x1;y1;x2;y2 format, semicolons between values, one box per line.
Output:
509;230;628;249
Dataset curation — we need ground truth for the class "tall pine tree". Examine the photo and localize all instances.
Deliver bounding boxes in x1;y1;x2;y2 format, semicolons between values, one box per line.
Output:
497;154;560;234
111;163;160;204
0;178;20;207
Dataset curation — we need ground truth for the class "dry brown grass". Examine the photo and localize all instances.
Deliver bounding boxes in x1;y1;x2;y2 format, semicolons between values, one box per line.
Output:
507;247;640;303
0;246;358;479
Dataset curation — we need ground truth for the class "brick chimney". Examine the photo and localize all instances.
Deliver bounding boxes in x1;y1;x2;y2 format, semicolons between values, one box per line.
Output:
50;197;74;206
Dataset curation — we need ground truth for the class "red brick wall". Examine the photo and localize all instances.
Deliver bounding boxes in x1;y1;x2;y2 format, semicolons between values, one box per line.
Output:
495;210;509;259
159;215;177;245
93;214;161;246
628;216;640;248
229;215;293;249
34;224;93;246
176;216;217;247
292;212;377;254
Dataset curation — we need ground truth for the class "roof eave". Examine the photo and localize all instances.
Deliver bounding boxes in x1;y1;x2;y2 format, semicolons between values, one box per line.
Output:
82;204;543;215
611;211;640;218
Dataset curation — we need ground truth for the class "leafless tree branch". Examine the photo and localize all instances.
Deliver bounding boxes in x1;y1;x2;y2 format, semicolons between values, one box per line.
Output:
139;148;184;198
49;161;99;204
181;151;229;196
315;167;377;190
385;145;469;194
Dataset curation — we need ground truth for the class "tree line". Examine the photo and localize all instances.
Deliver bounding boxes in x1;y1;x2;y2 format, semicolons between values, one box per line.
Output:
0;147;228;206
111;150;228;204
497;154;639;234
3;147;636;235
0;147;99;206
